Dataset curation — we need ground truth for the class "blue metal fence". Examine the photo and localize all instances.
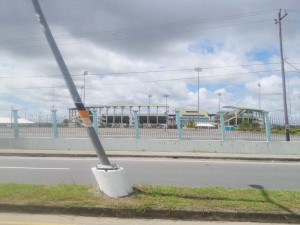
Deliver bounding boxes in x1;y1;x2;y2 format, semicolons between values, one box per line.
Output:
1;110;300;141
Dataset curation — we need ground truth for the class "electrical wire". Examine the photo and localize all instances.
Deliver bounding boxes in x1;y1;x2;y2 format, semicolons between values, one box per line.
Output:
284;59;300;71
0;9;277;46
3;69;299;90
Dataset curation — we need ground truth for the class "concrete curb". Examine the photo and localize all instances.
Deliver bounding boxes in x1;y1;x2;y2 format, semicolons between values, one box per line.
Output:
1;151;300;162
0;204;299;223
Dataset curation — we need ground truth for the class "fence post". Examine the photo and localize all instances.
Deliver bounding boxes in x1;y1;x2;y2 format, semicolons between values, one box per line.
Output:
133;110;140;139
51;110;58;138
13;110;19;138
175;110;182;140
264;111;271;142
92;110;99;135
219;111;227;141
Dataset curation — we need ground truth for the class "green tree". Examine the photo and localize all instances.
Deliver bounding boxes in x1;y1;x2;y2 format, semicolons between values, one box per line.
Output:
238;120;250;131
185;120;196;128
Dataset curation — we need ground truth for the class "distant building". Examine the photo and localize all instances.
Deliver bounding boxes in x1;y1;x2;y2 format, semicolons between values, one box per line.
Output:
214;106;264;126
68;105;216;128
176;108;211;127
69;104;170;127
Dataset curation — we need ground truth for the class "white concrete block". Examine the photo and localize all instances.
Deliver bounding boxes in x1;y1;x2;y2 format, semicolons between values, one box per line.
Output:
91;166;133;198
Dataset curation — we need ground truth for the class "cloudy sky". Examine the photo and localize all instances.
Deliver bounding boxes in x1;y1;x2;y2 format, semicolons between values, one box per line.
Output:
0;0;299;117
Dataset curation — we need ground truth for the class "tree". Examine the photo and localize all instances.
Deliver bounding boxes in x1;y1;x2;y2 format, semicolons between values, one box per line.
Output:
185;120;196;128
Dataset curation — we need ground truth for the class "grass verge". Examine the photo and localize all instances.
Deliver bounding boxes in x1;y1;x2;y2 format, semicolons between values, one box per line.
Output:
0;184;299;214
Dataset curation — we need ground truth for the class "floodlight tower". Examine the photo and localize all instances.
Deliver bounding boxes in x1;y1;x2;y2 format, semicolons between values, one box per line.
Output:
164;94;169;129
217;93;221;112
195;67;202;123
258;83;261;110
31;0;132;197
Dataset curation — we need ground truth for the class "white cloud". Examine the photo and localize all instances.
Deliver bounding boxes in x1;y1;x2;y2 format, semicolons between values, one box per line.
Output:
0;0;299;118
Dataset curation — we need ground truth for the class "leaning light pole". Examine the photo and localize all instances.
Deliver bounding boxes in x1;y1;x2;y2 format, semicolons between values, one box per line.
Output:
31;0;132;197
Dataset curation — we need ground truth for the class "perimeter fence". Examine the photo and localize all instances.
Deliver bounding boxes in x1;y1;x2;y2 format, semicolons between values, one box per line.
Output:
1;110;300;141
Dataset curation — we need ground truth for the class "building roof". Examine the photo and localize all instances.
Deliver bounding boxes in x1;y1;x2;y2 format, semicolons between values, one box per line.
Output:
195;122;216;127
176;108;209;117
222;106;265;112
69;104;166;110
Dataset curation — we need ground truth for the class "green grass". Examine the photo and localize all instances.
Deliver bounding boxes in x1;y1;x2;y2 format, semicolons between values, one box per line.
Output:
0;184;299;214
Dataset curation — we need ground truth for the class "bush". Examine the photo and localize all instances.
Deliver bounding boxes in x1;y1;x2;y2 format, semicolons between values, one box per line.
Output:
238;121;250;131
185;120;196;128
271;129;281;134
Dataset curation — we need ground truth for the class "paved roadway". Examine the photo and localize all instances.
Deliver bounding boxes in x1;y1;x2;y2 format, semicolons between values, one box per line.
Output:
0;156;299;190
0;213;292;225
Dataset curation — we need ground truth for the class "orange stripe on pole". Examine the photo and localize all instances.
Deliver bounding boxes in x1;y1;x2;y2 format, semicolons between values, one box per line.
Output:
78;110;92;126
78;110;89;119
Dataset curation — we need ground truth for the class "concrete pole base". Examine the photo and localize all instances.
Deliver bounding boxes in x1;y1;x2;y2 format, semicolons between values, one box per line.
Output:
91;166;133;198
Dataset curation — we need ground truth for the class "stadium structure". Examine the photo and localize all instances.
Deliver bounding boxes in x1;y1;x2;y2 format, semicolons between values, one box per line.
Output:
68;104;175;127
214;106;264;126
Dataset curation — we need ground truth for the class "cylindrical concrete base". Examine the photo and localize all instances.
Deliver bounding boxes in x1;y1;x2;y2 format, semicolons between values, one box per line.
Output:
91;166;133;198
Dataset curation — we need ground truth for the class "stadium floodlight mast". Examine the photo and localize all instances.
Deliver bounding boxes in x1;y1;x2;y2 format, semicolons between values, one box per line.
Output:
148;94;152;126
83;70;88;105
194;67;202;124
164;94;169;129
258;83;261;110
31;0;132;198
217;93;221;112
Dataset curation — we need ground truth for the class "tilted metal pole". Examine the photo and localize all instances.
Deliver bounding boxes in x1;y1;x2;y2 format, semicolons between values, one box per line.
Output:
31;0;111;166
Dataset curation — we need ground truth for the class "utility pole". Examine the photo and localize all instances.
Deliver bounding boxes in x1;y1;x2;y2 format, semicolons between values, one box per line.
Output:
275;9;290;141
31;0;132;197
31;0;111;165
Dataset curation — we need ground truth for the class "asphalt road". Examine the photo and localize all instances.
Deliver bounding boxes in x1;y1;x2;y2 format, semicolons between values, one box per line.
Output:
0;156;299;190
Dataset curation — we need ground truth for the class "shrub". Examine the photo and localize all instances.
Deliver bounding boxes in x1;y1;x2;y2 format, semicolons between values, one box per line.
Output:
185;120;196;128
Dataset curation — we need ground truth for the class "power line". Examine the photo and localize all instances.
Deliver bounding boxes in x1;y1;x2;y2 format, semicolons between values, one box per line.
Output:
90;69;291;86
284;9;300;13
6;20;276;50
0;62;285;79
285;20;300;22
284;59;300;71
3;69;298;90
0;9;276;46
0;20;274;51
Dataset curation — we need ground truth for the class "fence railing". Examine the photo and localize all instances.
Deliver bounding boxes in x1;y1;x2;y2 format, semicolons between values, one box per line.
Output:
1;110;300;141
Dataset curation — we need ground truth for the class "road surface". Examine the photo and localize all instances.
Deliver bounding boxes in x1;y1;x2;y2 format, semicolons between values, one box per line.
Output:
0;156;299;190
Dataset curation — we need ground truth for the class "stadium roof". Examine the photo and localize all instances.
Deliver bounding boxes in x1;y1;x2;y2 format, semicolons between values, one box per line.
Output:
222;106;265;112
